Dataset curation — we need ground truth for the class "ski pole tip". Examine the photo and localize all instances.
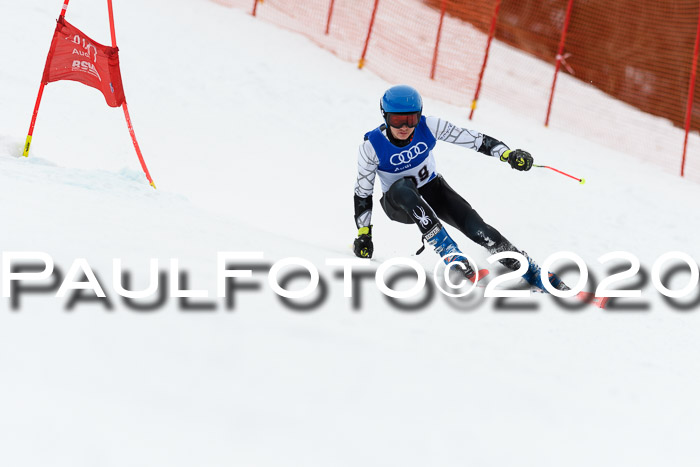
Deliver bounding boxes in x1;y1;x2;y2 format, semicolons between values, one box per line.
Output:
580;178;586;185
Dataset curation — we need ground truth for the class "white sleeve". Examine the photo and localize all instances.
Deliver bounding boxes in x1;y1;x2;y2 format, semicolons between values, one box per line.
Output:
426;116;483;149
425;116;509;158
353;141;378;228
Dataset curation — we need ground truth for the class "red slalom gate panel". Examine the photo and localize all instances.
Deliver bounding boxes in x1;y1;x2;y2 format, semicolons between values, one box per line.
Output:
43;17;125;108
24;0;155;187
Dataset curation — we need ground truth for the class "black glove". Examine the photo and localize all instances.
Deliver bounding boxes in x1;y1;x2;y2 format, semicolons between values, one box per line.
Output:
501;149;533;171
353;226;374;258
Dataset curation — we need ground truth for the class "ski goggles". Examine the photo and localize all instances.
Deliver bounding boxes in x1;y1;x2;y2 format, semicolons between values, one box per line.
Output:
386;111;421;128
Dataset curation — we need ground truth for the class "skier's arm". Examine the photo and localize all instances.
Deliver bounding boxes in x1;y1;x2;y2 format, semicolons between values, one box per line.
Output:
425;116;532;171
354;140;378;229
478;134;509;159
425;115;509;158
353;141;378;258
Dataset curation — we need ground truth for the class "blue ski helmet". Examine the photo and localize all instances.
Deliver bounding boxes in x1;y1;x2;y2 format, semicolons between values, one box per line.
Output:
380;85;423;118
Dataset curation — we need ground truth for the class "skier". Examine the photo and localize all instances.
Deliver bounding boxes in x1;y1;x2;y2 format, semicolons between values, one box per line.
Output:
352;84;568;290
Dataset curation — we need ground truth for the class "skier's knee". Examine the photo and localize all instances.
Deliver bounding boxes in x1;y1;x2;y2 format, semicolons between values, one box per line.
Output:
386;177;420;208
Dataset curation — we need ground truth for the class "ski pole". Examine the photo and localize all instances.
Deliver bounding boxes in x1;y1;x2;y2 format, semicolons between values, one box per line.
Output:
533;164;586;184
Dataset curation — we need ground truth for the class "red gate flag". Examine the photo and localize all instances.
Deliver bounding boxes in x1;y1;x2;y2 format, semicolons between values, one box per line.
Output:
24;1;155;188
42;16;125;107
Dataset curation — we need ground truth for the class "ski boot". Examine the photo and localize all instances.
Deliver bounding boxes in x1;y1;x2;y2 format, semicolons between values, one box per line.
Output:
521;254;570;291
424;226;480;282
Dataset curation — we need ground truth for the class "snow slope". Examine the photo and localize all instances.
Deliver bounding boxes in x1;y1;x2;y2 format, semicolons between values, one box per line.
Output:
2;1;700;466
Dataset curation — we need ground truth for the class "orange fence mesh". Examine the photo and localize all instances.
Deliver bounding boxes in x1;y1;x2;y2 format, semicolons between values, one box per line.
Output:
460;0;700;181
214;0;494;105
214;0;700;182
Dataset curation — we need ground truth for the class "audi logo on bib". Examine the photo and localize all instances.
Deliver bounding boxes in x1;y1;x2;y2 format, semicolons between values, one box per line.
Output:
390;142;428;166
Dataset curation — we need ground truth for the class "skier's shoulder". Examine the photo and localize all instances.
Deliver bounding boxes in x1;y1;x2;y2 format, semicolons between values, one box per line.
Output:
424;115;454;136
364;123;387;141
425;115;484;142
424;115;441;127
358;132;379;164
362;124;392;156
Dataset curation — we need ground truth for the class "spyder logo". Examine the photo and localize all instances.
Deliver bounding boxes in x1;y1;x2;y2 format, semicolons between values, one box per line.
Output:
412;206;432;227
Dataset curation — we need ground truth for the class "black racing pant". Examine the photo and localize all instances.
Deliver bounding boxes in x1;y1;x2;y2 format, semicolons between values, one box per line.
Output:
381;175;523;268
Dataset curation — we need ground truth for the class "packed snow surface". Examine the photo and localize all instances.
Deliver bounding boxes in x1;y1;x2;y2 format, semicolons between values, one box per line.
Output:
2;1;700;466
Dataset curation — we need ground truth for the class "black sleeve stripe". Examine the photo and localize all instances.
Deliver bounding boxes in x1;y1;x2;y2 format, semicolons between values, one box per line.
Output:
479;134;507;156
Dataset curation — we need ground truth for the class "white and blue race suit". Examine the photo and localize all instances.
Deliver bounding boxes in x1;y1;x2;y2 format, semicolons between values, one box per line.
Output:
354;116;508;229
352;115;556;282
366;115;438;191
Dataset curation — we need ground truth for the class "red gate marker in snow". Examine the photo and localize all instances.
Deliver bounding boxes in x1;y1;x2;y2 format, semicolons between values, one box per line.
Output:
545;0;575;128
23;0;72;160
681;1;700;178
107;0;154;188
430;0;447;80
325;0;336;35
22;0;156;189
470;0;501;120
358;0;380;69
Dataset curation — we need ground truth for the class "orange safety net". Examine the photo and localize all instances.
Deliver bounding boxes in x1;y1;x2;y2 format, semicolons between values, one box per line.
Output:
215;0;495;106
215;0;700;182
470;0;700;181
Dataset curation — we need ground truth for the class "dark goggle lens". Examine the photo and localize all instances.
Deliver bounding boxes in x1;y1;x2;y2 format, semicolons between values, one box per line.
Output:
387;112;420;128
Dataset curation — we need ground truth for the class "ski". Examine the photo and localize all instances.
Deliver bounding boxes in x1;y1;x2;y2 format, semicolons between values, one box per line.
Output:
469;268;490;285
573;291;609;309
530;284;609;309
